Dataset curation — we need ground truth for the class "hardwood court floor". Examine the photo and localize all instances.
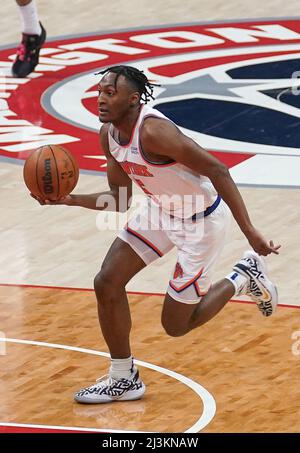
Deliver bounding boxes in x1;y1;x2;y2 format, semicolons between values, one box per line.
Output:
1;284;300;433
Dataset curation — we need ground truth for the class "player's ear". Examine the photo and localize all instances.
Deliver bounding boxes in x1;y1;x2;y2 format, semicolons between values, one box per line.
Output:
130;92;140;106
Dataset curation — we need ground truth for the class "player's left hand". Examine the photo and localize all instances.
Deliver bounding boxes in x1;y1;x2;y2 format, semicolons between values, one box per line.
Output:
246;227;281;256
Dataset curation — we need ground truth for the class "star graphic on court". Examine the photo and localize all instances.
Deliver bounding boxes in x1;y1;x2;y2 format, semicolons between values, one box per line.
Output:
156;74;269;99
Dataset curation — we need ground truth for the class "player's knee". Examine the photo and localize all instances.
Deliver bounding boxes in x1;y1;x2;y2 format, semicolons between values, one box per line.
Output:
94;268;127;302
93;271;113;299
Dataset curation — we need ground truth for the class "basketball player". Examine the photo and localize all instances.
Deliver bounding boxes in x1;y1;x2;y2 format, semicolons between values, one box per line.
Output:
33;65;280;404
12;0;46;77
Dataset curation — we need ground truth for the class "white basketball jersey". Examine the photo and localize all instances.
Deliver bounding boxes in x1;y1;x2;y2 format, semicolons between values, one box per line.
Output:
107;105;217;218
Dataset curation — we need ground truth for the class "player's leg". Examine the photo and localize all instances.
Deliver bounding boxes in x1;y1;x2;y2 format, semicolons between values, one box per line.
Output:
74;237;147;404
161;199;233;336
162;279;236;337
75;200;173;404
162;251;278;336
13;0;46;77
161;201;278;337
94;237;146;359
96;201;172;359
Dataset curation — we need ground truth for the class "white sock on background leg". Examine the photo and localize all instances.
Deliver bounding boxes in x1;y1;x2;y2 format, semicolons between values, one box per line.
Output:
18;0;41;35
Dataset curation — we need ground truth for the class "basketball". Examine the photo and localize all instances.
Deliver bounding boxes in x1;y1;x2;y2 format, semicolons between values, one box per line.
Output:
23;145;79;201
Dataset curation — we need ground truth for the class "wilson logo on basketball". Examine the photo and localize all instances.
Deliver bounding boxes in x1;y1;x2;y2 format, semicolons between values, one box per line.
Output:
1;19;300;188
43;158;53;194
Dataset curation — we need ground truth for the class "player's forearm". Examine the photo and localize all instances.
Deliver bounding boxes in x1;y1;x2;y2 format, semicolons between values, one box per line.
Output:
210;167;254;234
68;191;130;212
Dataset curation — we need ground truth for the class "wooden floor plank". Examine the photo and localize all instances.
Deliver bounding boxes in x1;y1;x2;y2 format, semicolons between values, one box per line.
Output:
1;285;300;432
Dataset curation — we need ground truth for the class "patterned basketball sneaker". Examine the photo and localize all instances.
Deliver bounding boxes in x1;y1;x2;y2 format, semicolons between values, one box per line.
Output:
74;368;146;404
12;22;46;78
233;250;278;317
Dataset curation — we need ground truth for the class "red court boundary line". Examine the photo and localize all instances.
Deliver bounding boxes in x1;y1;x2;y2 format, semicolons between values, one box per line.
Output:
0;282;297;309
0;426;91;433
0;282;163;298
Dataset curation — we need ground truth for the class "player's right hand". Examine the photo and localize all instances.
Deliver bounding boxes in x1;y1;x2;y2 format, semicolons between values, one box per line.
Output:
30;193;73;206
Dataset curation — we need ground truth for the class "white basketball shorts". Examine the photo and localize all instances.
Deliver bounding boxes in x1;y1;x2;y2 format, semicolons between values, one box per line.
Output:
118;196;232;304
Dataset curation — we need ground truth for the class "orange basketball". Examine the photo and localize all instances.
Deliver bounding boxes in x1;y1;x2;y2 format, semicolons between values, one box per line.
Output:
23;145;79;201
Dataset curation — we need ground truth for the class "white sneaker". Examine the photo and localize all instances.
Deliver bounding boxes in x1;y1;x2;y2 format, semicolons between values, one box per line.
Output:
74;368;146;404
233;250;278;317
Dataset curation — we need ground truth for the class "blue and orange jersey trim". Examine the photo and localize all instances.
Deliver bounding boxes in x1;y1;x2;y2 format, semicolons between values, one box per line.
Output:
126;226;164;257
169;266;205;294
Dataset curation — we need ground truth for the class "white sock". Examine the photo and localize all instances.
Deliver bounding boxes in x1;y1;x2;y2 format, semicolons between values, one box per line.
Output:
109;356;134;380
225;271;248;296
18;0;42;35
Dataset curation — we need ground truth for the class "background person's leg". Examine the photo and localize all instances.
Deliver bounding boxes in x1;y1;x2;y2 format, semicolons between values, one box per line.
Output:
13;0;45;77
16;0;41;35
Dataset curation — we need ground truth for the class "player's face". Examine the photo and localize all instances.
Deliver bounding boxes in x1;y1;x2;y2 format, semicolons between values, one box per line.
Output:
97;73;137;123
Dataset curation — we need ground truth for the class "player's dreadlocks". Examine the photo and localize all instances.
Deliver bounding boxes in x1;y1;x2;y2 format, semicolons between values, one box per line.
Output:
96;65;160;103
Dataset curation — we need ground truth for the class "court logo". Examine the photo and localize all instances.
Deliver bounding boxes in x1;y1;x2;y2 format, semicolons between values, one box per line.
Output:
1;19;300;187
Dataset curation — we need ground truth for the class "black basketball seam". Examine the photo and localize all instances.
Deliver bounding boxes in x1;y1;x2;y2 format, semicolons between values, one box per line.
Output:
50;145;60;200
59;146;77;189
36;146;43;198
